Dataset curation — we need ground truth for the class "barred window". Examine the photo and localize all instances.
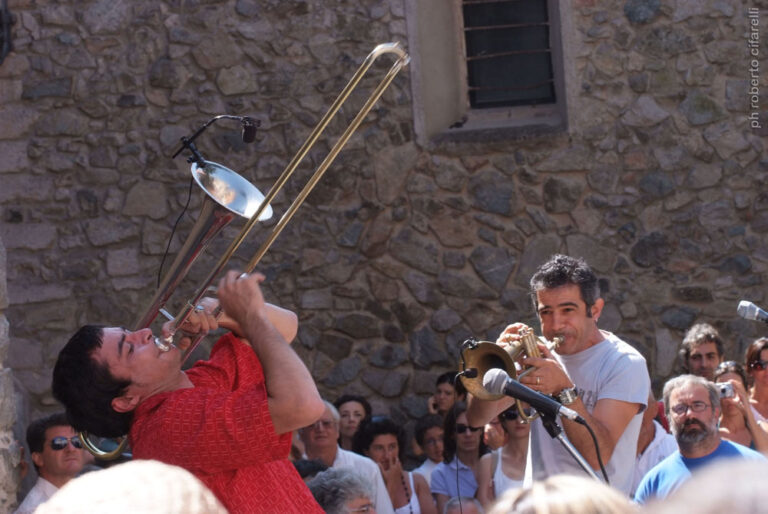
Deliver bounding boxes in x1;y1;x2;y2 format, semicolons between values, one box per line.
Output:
462;0;555;109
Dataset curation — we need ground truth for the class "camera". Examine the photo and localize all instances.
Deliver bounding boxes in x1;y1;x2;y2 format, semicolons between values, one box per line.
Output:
718;382;735;399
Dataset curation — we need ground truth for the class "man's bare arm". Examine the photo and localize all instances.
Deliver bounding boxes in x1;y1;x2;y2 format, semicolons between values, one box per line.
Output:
217;271;323;434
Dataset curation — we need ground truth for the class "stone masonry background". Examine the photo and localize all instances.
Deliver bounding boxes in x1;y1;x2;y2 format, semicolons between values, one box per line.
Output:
0;0;767;507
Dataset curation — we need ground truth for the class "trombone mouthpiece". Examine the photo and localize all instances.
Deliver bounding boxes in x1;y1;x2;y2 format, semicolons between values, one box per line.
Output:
153;336;176;352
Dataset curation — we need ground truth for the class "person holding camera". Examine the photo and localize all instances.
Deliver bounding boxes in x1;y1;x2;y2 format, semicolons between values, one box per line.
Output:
714;361;768;455
634;375;766;503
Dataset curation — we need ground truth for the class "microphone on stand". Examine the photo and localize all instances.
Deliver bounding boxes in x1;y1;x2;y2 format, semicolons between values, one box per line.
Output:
737;301;768;323
483;368;585;424
241;116;258;143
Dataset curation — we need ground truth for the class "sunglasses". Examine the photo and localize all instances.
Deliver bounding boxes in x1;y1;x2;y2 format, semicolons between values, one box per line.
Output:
455;424;481;434
750;360;768;371
500;407;534;421
50;436;83;451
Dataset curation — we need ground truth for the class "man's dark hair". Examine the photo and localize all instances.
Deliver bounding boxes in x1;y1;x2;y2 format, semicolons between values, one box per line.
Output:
352;416;407;461
414;414;443;447
442;401;488;464
680;322;725;370
26;412;70;473
26;412;70;454
529;254;600;316
52;325;133;437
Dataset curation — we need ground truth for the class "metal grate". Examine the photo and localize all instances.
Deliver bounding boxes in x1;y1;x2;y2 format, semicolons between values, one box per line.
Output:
462;0;556;109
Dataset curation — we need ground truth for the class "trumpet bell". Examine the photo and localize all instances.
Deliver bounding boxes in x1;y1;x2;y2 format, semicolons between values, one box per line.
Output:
459;341;519;401
191;160;273;221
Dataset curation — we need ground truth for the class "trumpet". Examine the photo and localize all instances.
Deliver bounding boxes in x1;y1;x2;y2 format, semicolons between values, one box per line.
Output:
459;327;562;422
79;42;410;459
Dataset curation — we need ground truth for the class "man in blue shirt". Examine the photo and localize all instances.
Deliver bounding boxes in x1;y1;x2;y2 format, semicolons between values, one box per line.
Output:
634;375;765;503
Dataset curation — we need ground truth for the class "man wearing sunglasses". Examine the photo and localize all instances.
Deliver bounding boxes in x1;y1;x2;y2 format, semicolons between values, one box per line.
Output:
634;375;765;503
15;413;88;514
51;272;326;513
467;254;650;495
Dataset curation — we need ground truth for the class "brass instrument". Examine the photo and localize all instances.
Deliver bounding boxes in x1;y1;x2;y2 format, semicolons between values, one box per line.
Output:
459;327;562;422
79;42;410;459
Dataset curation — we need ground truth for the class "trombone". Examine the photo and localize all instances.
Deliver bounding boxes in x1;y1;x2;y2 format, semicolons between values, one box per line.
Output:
80;42;410;459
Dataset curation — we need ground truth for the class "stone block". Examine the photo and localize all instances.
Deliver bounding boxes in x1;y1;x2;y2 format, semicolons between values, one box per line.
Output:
122;182;169;220
0;175;53;203
106;247;140;277
361;369;408;397
0;224;56;250
7;283;72;305
0;142;29;174
83;219;139;247
0;105;38;139
389;228;439;275
566;235;616;273
35;109;90;137
373;142;418;205
703;122;750;159
514;234;562;287
334;313;381;339
469;246;515;292
679;90;726;126
0;79;21;103
216;65;259;95
409;326;450;369
370;344;407;369
536;145;592;172
469;169;515;215
621;95;669;127
654;327;678;376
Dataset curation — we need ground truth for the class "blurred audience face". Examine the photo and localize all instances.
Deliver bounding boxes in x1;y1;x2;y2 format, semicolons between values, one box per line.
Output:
345;496;376;513
455;412;482;454
422;426;444;463
338;401;366;442
435;382;456;413
749;348;768;387
366;433;398;471
500;406;532;441
33;425;87;486
686;342;721;381
302;406;340;452
668;383;719;451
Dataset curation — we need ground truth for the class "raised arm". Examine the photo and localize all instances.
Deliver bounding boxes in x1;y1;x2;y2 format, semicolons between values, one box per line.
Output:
217;271;323;434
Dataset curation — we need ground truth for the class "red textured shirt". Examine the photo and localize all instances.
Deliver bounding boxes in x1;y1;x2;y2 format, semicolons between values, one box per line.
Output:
130;333;322;513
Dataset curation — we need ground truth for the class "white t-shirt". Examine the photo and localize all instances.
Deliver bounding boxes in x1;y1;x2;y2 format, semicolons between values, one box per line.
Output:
527;331;650;495
413;458;439;487
631;419;678;496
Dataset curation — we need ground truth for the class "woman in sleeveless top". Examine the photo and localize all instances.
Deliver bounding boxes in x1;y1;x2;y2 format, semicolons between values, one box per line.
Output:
747;338;768;428
354;416;436;514
476;404;530;508
715;361;768;453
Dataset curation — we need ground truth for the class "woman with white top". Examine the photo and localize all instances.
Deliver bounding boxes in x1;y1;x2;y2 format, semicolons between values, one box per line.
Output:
476;404;530;508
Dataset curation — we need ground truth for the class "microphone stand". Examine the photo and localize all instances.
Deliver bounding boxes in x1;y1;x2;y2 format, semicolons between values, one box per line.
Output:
539;411;601;481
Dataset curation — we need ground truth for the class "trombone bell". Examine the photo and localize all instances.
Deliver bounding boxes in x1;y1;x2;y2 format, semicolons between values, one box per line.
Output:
191;161;273;221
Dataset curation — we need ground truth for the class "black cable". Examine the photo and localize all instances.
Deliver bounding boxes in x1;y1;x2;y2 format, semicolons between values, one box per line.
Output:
157;177;194;288
581;419;610;484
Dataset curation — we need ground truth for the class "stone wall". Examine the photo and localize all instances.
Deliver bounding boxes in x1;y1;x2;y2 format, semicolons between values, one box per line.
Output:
0;236;22;512
0;0;766;453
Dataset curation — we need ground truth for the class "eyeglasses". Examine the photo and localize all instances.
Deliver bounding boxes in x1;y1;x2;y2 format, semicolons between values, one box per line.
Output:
455;424;481;434
50;436;83;451
500;407;534;421
307;419;335;431
670;401;710;416
348;502;375;512
750;360;768;371
423;437;441;447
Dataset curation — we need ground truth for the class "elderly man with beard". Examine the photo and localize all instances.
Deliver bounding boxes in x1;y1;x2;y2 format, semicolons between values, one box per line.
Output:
634;375;765;503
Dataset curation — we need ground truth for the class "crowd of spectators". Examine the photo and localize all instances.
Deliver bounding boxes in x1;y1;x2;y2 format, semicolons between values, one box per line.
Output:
15;254;768;513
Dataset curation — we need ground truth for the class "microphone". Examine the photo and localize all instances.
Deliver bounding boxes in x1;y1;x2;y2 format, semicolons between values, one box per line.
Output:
241;116;258;143
737;301;768;323
483;368;584;423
